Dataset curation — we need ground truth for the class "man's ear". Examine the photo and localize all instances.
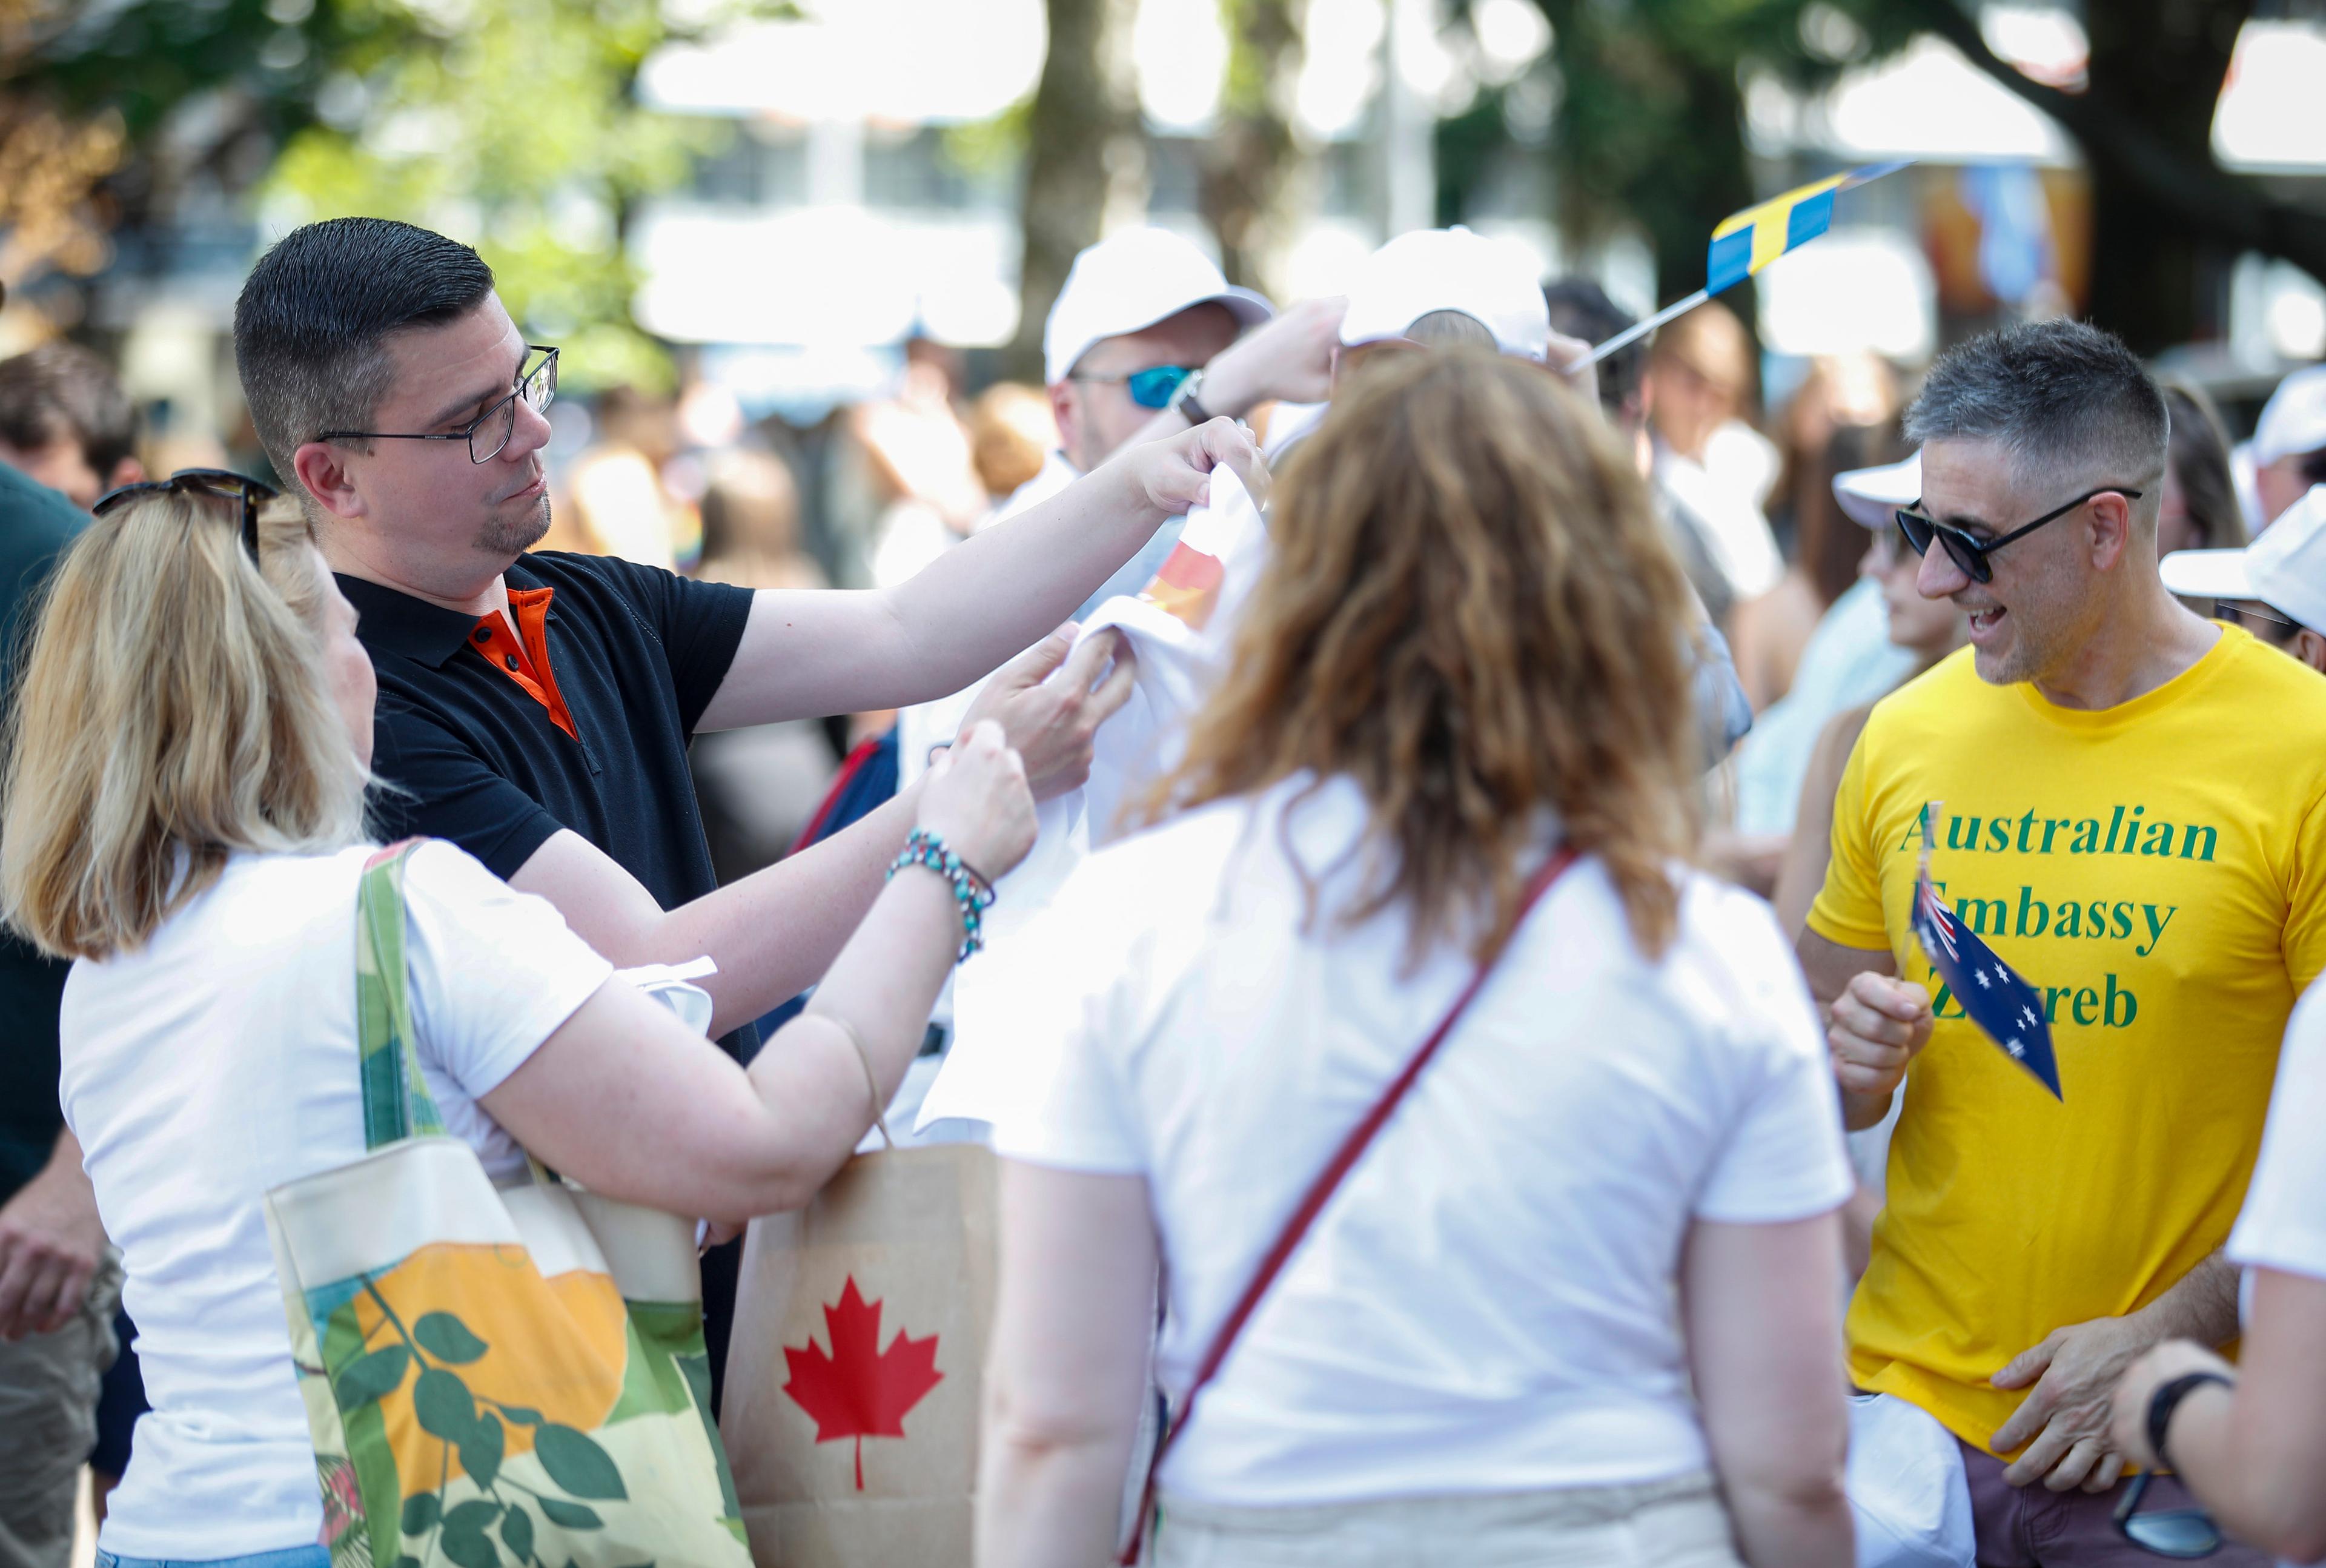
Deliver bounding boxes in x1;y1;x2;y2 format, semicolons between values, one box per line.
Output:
292;440;364;521
2296;627;2326;675
104;456;143;491
2086;491;2136;571
1045;382;1079;465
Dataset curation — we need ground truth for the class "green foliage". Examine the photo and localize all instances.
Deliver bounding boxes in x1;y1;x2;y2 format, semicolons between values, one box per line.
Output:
260;0;748;394
1493;0;1924;299
416;1311;490;1364
535;1423;629;1501
334;1344;411;1408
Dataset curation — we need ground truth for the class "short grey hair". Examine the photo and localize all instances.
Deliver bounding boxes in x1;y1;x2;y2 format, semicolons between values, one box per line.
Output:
1904;319;2169;497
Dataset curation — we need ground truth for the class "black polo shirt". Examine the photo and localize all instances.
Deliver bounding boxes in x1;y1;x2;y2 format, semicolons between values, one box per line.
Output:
345;551;759;1058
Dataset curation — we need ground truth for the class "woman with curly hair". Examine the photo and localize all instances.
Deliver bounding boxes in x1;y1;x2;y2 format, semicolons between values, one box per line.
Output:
974;349;1855;1568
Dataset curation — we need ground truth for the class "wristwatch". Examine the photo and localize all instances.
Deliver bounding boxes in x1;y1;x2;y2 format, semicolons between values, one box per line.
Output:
1168;368;1216;427
2146;1370;2233;1470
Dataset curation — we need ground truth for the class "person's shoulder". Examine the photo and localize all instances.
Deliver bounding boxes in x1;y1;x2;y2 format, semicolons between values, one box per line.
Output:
0;460;86;540
2216;623;2326;710
1080;794;1250;884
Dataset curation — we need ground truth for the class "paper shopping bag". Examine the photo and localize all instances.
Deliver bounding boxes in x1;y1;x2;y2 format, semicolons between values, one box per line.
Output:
721;1144;999;1568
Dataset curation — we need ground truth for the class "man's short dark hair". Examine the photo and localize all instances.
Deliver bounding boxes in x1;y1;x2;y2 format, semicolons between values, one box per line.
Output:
1543;277;1640;422
233;218;496;492
1904;319;2169;495
0;343;137;480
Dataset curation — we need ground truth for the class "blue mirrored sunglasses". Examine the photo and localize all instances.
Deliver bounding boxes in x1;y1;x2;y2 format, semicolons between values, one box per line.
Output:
1070;365;1196;410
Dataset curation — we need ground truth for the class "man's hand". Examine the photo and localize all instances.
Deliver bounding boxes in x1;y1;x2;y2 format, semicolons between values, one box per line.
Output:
959;625;1135;802
1827;971;1932;1108
1201;296;1348;415
0;1136;105;1341
1108;415;1270;520
2107;1339;2235;1471
1990;1314;2162;1492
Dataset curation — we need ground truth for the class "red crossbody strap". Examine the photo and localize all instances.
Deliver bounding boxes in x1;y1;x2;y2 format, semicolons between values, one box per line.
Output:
1119;842;1579;1564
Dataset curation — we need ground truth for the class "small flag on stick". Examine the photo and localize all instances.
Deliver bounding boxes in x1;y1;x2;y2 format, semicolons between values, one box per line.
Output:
1909;802;2063;1100
1571;160;1912;369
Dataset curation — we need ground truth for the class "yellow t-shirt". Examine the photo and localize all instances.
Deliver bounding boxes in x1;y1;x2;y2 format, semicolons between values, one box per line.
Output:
1808;627;2326;1454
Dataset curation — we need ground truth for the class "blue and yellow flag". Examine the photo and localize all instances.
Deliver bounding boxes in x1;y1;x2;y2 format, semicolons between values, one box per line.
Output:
1704;160;1909;295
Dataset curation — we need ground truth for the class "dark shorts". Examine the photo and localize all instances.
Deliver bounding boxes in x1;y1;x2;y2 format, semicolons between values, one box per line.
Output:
1959;1438;2272;1567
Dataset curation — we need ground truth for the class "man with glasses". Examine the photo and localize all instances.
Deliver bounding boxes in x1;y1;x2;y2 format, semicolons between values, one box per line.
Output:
2159;484;2326;675
1800;319;2326;1564
231;217;1263;1404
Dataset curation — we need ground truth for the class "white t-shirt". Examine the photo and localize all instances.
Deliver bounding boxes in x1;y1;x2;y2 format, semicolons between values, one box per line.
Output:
61;841;612;1561
2227;981;2326;1568
988;776;1855;1506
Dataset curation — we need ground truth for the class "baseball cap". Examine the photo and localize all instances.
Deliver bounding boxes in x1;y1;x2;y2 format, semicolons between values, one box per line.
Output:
2251;365;2326;467
1834;451;1922;531
2161;483;2326;632
1339;227;1550;363
1042;228;1274;387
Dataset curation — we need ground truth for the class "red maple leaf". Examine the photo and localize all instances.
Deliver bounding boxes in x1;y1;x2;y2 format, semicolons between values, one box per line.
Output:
781;1275;944;1489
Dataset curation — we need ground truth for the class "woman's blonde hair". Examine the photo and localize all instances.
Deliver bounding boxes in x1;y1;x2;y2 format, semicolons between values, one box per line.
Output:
1153;347;1701;961
1;490;366;959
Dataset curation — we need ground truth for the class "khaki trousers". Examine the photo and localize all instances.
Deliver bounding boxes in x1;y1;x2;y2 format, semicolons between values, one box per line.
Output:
0;1251;122;1568
1149;1474;1746;1568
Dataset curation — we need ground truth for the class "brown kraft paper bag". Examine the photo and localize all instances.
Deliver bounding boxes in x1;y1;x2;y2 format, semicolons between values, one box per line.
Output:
721;1143;998;1568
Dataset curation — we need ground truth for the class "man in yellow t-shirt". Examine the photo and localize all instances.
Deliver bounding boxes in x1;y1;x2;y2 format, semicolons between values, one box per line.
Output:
1803;320;2326;1564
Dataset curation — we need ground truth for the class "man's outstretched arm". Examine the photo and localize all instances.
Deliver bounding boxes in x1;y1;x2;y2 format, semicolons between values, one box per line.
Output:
1797;928;1931;1131
698;418;1261;732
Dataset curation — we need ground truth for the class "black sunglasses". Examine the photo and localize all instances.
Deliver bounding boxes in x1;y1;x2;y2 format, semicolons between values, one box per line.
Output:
92;468;280;562
317;344;558;465
1895;485;2144;585
2112;1470;2222;1558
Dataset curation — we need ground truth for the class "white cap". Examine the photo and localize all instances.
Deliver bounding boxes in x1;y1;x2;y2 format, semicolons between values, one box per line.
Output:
1339;227;1550;362
1042;228;1273;386
2251;365;2326;466
2161;483;2326;632
1834;451;1922;531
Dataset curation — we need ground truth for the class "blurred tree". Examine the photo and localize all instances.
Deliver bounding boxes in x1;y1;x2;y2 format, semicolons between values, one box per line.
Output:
1892;0;2326;353
14;0;790;386
1009;0;1142;383
1456;0;2326;354
1199;0;1309;302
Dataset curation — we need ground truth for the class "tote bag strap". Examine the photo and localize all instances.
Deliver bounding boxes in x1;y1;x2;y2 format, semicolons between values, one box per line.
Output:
1119;842;1580;1564
356;839;449;1149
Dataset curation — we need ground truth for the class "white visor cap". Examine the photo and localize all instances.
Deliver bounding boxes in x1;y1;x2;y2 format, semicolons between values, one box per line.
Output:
1043;228;1274;387
1339;227;1551;363
1834;451;1923;531
2162;483;2326;633
2253;365;2326;467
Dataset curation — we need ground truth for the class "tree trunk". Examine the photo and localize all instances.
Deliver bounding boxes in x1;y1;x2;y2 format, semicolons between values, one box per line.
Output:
1895;0;2326;356
1009;0;1144;383
1198;0;1309;301
2080;0;2247;351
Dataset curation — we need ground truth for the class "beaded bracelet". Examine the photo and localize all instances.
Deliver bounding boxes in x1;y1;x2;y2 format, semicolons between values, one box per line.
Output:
886;828;998;962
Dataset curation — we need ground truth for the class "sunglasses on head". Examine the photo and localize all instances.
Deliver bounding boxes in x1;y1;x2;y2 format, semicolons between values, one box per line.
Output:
1069;365;1196;411
93;469;280;563
2112;1470;2223;1558
1894;485;2144;585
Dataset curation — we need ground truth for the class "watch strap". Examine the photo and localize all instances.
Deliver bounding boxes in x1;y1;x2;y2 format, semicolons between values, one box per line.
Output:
2147;1370;2232;1470
1171;370;1214;426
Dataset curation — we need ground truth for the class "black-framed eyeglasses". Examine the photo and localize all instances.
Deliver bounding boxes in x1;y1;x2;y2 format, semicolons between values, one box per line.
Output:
1069;364;1194;411
317;344;558;465
93;468;280;562
2112;1470;2223;1558
2214;600;2301;636
1894;485;2144;585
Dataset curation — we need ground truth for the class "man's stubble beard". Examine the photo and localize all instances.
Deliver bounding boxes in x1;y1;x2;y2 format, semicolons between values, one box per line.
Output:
474;494;553;558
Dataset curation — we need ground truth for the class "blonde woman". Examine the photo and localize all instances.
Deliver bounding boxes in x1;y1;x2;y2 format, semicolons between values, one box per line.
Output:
975;353;1855;1568
1;472;1036;1568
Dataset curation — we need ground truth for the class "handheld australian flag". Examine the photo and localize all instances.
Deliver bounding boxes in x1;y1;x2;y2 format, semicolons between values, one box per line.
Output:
1910;803;2063;1100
